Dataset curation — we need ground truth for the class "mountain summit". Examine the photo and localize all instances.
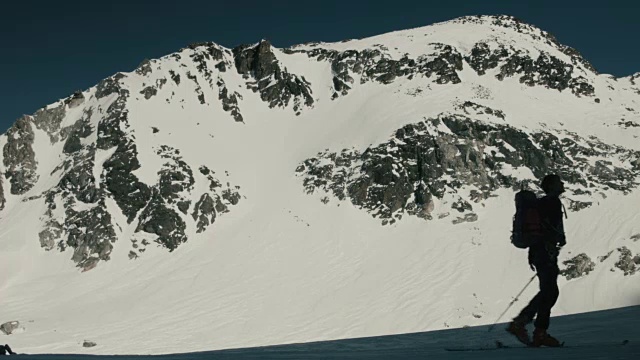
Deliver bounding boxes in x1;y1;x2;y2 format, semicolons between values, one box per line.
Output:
1;15;639;355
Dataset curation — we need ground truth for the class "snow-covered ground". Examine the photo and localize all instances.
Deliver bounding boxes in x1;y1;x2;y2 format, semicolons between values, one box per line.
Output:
1;15;639;356
10;305;640;359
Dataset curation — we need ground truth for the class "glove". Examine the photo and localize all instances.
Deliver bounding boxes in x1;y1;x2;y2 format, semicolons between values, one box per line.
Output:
557;233;566;247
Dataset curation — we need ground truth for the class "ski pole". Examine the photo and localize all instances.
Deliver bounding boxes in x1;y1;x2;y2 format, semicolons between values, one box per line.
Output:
488;274;537;332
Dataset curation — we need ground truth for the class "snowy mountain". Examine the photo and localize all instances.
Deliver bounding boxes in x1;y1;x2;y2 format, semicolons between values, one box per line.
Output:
1;15;639;355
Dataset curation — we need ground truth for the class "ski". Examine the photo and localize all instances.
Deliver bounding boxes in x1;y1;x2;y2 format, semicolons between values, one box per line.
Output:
445;339;629;352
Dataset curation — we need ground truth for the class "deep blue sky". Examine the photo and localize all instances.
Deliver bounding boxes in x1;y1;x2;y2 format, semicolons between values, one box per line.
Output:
1;0;638;133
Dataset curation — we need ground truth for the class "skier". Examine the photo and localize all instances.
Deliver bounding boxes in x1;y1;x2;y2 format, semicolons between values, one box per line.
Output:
0;344;16;355
507;174;566;347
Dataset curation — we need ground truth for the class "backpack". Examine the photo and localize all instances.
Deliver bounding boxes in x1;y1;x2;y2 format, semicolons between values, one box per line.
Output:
510;188;543;249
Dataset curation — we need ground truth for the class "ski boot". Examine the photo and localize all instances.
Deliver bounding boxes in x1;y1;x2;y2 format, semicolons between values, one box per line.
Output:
531;328;563;347
506;318;530;346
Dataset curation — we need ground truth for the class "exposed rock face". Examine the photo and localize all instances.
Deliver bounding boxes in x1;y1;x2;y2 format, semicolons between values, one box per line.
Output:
452;213;478;225
297;115;640;224
62;109;94;156
39;219;63;250
189;42;225;86
169;70;181;85
32;102;67;142
466;43;594;97
37;107;119;270
186;71;206;104
455;15;597;74
0;172;5;210
288;24;594;100
613;247;640;276
192;193;216;233
136;188;188;251
139;78;167;100
217;79;243;122
96;73;127;99
97;80;151;223
135;59;153;76
233;40;314;114
290;44;463;99
31;73;154;271
136;146;194;250
0;321;20;335
560;253;596;280
25;78;245;268
3;115;38;195
193;165;242;233
133;155;242;250
64;199;118;271
457;101;505;120
65;91;85;109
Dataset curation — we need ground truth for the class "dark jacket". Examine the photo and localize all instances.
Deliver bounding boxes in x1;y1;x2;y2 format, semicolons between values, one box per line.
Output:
529;195;565;265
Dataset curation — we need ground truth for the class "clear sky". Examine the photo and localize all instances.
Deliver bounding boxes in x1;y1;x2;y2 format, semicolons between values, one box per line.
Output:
1;0;638;133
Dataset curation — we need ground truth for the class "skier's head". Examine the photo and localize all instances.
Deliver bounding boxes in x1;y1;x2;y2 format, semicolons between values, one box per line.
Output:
541;174;564;195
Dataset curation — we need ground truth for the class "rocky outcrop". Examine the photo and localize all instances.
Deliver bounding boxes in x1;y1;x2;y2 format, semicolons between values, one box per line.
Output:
95;73;127;99
169;70;181;85
32;102;67;142
292;44;463;99
613;247;640;276
135;59;153;76
64;91;85;109
64;198;118;271
455;15;597;74
233;40;314;114
466;43;595;97
217;78;243;122
39;219;63;250
186;71;206;104
83;340;97;348
560;253;596;280
292;31;593;100
136;188;188;251
189;43;225;86
61;109;94;155
190;166;242;234
192;193;216;233
0;321;20;335
0;171;5;211
297;115;640;224
457;101;505;120
139;78;167;100
36;105;119;270
136;146;194;250
97;83;151;223
3;116;38;195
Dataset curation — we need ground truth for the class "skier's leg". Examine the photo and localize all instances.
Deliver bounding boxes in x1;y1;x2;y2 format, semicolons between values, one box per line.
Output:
515;292;540;324
5;344;16;355
533;262;559;330
507;282;541;345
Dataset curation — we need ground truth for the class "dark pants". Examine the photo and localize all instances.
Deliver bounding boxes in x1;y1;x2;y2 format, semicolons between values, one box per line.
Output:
517;257;560;330
1;344;15;355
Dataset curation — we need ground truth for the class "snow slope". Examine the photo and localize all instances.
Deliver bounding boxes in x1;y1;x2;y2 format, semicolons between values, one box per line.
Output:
11;306;640;359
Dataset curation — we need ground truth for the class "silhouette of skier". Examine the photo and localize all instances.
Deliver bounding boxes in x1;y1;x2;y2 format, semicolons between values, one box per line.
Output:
0;344;16;355
507;174;566;347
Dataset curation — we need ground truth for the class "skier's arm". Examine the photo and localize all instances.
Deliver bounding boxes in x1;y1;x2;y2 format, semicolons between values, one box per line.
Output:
539;197;565;246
